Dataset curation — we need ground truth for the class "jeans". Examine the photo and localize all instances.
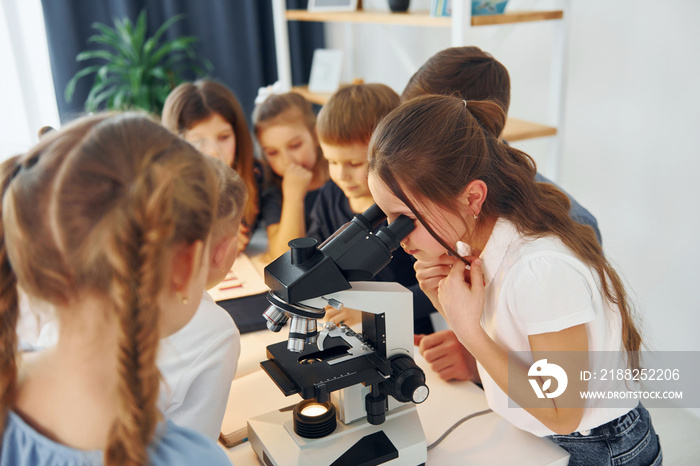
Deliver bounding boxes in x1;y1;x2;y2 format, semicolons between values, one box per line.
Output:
548;404;662;465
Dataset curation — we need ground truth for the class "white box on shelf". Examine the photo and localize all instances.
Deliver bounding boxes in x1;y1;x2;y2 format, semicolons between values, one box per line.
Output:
308;0;358;12
308;49;344;94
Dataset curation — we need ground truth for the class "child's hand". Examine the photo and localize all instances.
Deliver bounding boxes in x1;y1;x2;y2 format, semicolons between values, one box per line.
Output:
281;161;313;200
414;254;455;313
322;305;362;327
415;330;481;382
438;257;484;335
237;224;250;253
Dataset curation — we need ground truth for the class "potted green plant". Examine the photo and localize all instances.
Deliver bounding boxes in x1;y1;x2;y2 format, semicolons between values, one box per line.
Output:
65;9;212;114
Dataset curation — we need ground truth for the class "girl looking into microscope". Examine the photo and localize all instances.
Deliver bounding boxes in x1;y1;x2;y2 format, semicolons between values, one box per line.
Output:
367;95;662;465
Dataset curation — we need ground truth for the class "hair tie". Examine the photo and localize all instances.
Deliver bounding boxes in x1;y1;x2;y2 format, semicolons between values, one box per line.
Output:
462;99;467;108
255;81;286;105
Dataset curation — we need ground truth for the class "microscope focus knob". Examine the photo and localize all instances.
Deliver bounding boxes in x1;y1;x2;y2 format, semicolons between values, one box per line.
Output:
289;237;319;265
382;355;430;404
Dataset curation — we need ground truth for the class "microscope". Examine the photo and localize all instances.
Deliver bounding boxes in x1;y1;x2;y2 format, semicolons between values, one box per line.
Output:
247;205;429;466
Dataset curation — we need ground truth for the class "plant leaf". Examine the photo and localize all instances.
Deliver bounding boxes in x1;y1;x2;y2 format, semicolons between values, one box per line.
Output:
88;24;133;61
85;77;118;105
113;16;140;63
143;36;157;57
70;9;212;114
64;65;103;102
149;13;186;50
149;66;169;81
112;88;128;110
86;85;118;112
131;10;148;59
77;49;122;63
150;37;197;66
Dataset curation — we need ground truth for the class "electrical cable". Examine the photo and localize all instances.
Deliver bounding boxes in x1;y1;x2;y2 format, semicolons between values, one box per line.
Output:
426;408;494;451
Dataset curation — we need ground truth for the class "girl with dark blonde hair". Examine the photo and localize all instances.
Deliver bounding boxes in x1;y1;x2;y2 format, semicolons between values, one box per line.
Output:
0;113;230;465
368;95;661;465
162;80;260;251
253;92;329;259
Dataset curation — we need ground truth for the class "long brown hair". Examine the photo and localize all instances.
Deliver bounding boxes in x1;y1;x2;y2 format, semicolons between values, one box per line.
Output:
369;95;641;368
0;113;218;464
205;155;248;239
252;92;328;189
162;80;259;227
317;83;400;146
401;46;511;114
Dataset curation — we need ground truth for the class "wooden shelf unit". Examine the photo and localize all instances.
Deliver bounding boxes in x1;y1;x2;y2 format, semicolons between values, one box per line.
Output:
285;9;563;27
271;0;570;171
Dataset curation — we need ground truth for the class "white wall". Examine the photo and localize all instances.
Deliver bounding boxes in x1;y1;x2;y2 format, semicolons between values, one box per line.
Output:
327;0;700;356
3;0;697;368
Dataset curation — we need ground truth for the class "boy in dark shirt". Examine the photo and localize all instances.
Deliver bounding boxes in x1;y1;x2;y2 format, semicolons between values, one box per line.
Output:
309;83;436;334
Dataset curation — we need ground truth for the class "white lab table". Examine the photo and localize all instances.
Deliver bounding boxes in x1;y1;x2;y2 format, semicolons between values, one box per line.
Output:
220;330;569;465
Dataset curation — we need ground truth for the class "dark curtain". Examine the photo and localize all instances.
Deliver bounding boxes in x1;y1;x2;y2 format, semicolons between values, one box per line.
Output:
40;0;324;124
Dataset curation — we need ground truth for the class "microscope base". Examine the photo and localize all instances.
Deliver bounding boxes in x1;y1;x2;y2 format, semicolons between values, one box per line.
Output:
248;403;427;466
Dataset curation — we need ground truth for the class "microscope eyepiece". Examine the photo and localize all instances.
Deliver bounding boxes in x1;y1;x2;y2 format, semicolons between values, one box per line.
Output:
354;203;386;230
375;215;414;251
290;237;319;265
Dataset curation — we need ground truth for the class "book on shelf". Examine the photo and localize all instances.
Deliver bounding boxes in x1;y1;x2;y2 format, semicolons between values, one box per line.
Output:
430;0;451;17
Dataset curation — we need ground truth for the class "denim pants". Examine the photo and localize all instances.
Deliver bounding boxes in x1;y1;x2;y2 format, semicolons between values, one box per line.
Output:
548;404;662;465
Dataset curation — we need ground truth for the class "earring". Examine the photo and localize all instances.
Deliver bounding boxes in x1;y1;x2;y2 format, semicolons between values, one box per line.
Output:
473;214;478;221
176;291;190;305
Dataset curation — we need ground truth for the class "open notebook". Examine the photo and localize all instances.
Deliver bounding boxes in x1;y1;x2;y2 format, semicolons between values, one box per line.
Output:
208;252;269;302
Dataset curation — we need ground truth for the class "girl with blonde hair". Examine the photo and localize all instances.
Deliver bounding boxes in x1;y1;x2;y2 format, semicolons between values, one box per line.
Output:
0;113;230;465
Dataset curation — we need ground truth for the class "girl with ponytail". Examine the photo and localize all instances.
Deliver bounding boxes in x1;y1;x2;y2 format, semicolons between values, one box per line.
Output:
0;113;230;465
368;95;661;465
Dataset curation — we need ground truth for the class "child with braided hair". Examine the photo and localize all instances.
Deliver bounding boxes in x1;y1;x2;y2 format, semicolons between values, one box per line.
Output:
0;113;230;465
157;156;247;440
33;147;247;441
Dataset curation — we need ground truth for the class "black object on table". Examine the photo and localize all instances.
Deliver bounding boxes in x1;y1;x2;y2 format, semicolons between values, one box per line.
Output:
218;292;269;334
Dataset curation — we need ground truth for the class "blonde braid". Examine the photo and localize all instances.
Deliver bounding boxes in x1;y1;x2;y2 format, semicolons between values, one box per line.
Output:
105;167;176;465
3;113;217;462
0;157;20;438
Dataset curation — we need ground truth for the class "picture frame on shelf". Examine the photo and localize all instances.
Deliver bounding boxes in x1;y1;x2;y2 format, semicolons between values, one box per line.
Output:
308;0;359;12
308;49;344;93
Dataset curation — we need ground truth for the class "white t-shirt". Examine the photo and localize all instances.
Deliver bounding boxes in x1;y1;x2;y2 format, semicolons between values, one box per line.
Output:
17;292;54;348
158;292;240;440
474;218;636;437
37;292;240;441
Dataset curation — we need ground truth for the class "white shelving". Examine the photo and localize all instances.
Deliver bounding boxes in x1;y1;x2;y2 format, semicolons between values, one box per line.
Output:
271;0;569;177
